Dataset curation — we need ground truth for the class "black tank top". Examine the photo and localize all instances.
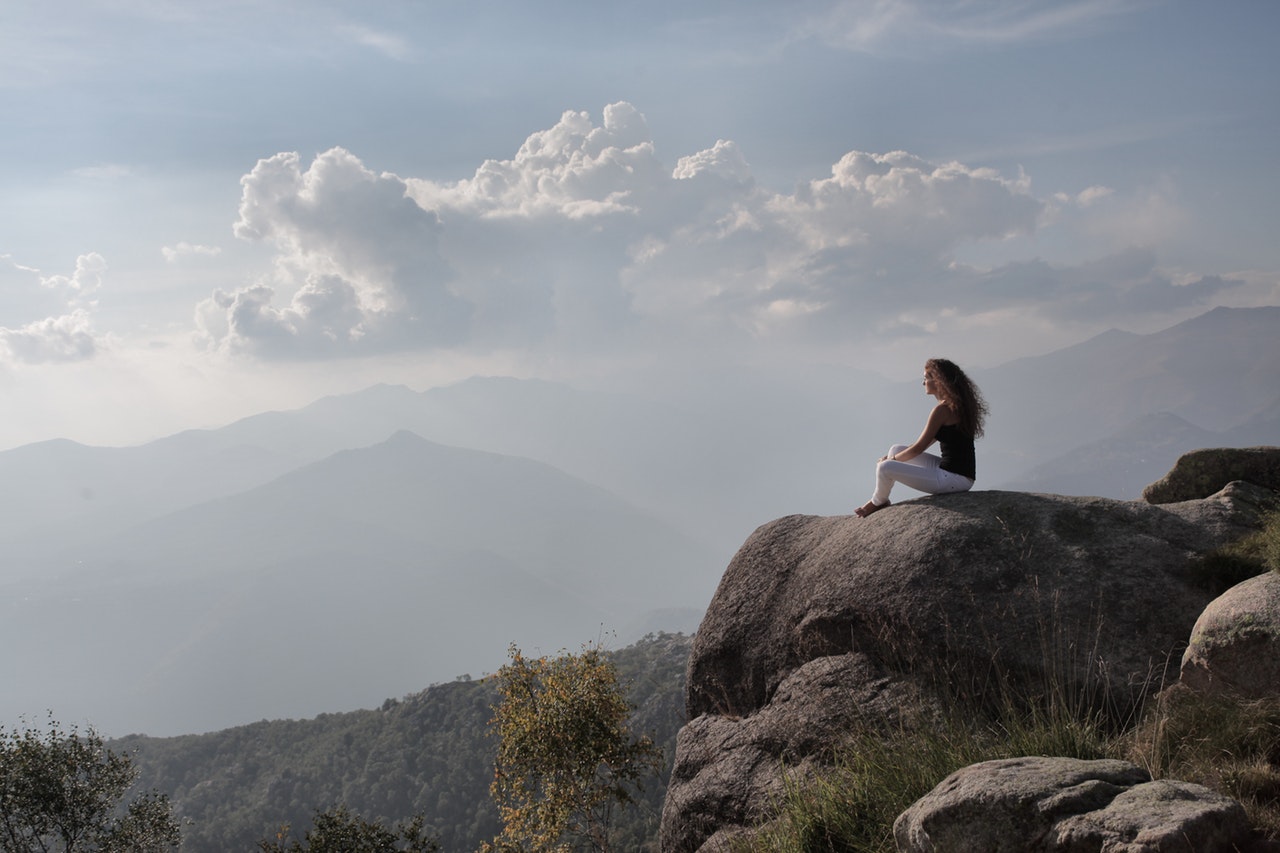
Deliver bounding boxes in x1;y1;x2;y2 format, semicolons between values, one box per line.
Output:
935;423;976;480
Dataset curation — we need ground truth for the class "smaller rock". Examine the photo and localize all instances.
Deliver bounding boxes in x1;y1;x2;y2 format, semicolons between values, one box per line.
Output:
659;653;933;852
893;756;1250;853
1181;570;1280;698
1048;778;1252;852
1143;446;1280;504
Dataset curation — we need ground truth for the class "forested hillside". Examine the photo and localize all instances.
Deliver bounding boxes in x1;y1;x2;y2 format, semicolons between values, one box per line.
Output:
117;633;691;852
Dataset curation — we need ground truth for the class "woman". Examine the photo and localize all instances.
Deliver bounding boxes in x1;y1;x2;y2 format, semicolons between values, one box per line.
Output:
855;358;989;518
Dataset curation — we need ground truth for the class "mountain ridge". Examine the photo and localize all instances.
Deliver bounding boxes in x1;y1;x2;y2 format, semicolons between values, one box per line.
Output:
1;431;716;736
1;304;1276;737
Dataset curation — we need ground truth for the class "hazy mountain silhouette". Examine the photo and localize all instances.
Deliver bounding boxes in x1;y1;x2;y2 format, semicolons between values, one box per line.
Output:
1001;396;1280;499
399;370;898;548
0;304;1275;737
2;307;1270;571
3;546;596;736
1;432;717;735
981;305;1280;488
999;412;1218;498
1222;396;1280;446
62;430;719;610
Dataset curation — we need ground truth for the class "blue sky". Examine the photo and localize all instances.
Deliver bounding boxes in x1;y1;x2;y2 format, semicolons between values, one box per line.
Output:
1;0;1277;449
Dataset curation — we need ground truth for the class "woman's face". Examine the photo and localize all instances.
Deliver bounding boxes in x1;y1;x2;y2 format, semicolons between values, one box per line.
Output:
923;369;939;397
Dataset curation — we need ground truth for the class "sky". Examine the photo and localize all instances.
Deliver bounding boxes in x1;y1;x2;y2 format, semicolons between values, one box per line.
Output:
1;0;1278;451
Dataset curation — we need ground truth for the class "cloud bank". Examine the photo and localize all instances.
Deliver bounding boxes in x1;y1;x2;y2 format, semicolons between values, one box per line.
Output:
192;101;1253;365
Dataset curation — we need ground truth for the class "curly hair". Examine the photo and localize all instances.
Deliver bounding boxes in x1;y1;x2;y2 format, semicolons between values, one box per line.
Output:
926;358;989;439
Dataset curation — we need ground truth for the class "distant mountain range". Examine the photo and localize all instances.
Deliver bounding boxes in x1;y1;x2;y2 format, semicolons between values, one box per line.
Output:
982;305;1280;494
1;432;717;735
999;411;1215;498
1;305;1275;736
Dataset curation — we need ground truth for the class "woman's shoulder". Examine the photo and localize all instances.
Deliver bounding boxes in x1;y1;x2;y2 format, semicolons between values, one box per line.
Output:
932;403;961;425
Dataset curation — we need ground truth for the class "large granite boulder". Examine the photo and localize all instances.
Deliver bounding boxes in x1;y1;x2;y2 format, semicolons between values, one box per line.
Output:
893;756;1250;853
1181;570;1280;698
1143;446;1280;504
661;484;1268;852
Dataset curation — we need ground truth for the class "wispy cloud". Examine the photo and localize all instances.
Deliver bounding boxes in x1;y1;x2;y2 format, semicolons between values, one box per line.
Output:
953;113;1228;164
71;163;134;180
161;242;222;263
805;0;1151;52
336;24;412;61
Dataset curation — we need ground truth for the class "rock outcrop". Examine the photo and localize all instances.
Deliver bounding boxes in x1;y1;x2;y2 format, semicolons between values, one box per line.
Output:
893;756;1250;853
1181;569;1280;698
661;484;1268;852
1143;446;1280;504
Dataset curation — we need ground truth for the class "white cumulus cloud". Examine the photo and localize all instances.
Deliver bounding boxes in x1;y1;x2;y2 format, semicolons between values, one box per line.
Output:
198;147;468;357
0;253;110;365
40;251;106;305
0;310;98;363
408;102;666;220
194;101;1243;363
672;139;752;183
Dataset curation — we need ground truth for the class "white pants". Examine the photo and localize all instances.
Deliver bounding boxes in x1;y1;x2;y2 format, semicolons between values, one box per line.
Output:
871;444;975;506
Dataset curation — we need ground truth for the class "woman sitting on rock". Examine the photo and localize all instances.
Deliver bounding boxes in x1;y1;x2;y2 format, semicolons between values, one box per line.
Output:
855;358;989;518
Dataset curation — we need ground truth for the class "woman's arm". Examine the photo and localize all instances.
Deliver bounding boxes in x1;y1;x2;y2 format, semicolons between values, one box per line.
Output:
880;404;951;462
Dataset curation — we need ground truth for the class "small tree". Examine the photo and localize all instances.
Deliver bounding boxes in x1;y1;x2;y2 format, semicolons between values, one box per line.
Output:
259;805;438;853
0;715;180;852
483;644;663;853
